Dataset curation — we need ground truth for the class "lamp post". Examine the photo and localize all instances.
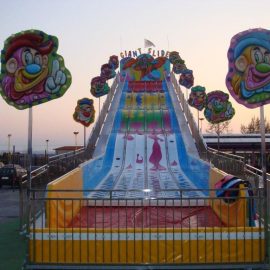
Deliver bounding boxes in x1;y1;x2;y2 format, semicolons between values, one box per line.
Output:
199;118;204;133
45;139;49;162
8;134;11;164
73;131;79;150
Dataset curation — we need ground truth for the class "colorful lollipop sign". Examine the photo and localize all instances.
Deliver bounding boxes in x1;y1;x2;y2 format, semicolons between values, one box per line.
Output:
226;28;270;108
0;29;71;109
73;98;95;127
204;91;235;124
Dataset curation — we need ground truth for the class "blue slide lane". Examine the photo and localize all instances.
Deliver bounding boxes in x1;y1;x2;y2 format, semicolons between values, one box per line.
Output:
163;81;210;194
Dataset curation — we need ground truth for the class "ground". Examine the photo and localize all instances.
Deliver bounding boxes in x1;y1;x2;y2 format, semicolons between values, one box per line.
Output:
0;186;27;269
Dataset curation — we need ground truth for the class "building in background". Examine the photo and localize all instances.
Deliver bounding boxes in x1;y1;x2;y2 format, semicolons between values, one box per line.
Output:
204;134;270;171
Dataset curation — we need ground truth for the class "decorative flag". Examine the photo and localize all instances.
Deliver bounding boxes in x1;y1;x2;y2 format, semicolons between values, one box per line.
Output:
144;39;155;48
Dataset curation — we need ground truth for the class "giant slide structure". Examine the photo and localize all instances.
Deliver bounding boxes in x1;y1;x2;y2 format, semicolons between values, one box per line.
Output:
30;55;264;267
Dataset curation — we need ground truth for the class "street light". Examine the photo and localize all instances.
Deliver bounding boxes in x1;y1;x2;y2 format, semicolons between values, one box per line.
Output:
8;134;11;153
199;118;204;133
8;134;11;164
73;131;79;150
45;139;49;161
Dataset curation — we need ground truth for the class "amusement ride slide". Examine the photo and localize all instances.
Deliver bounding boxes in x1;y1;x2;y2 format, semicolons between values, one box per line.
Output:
83;77;210;200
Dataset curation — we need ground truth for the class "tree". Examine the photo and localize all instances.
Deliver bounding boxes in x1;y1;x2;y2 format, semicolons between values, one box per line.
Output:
241;116;270;134
206;120;232;135
206;121;232;151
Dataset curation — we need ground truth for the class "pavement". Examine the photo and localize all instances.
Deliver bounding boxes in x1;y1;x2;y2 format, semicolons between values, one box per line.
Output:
0;186;20;224
0;186;26;270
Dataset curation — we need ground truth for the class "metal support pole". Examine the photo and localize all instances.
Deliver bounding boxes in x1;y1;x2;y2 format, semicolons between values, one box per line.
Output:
27;107;33;191
197;110;199;131
26;106;33;264
260;106;269;264
99;97;101;131
74;131;79;150
217;123;220;152
84;126;86;148
8;134;11;164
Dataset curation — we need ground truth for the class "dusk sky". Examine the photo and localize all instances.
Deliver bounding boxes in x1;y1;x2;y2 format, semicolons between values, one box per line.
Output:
0;0;270;153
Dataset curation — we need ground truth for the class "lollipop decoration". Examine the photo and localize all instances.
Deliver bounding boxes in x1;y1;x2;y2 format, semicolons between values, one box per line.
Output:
188;85;206;111
73;98;95;127
204;91;235;124
0;29;71;109
90;55;119;98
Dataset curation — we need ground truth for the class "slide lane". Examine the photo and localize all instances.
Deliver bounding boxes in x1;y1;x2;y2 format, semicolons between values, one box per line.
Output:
89;132;126;198
165;133;204;198
114;133;145;198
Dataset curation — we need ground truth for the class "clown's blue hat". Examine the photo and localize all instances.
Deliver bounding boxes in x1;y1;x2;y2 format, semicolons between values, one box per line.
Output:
233;28;270;58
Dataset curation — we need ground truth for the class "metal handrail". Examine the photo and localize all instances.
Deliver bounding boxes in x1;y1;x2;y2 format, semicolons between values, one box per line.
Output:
48;148;85;163
86;73;120;158
169;73;208;158
207;147;245;161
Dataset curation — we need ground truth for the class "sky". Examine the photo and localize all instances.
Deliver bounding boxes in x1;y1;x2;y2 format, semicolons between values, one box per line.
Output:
0;0;270;153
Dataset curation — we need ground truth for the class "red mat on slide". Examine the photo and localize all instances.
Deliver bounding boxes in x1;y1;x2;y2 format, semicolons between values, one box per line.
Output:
69;206;223;228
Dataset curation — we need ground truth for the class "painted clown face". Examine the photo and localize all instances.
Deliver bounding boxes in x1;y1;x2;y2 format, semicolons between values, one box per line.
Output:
0;30;71;109
8;47;49;93
188;86;206;111
73;98;95;127
235;46;270;92
179;70;194;89
226;28;270;108
204;91;235;124
90;76;110;97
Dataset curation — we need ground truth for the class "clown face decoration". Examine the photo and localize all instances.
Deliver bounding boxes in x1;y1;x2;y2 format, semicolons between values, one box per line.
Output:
90;76;110;97
73;98;95;127
226;28;270;108
179;69;194;89
188;85;206;111
109;55;119;70
0;29;71;109
169;51;181;64
204;91;235;124
100;64;116;80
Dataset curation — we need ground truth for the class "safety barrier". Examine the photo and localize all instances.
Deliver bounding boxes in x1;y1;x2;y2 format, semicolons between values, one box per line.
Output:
25;186;268;269
19;148;86;232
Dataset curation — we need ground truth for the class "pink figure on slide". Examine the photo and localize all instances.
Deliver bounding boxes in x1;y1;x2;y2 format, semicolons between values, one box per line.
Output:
148;134;166;171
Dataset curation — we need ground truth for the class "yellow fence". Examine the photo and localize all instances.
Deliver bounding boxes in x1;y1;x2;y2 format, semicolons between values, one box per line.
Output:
29;227;264;264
